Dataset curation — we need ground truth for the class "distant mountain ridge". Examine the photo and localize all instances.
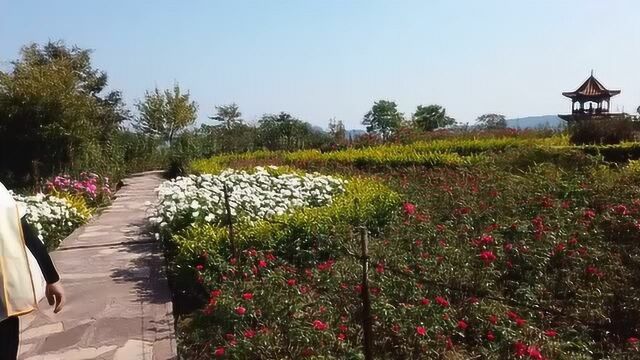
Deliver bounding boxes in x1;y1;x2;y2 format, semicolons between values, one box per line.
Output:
506;115;564;129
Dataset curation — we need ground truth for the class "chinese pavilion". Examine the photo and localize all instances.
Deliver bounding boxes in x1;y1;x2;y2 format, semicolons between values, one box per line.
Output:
559;72;622;122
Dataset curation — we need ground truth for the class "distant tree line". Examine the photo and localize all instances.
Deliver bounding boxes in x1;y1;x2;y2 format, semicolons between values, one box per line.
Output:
0;40;518;186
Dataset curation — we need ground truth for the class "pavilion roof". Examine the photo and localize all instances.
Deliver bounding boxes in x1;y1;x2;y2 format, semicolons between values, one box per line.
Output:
562;74;621;99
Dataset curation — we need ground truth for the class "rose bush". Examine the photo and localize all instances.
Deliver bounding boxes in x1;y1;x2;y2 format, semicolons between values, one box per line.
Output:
162;144;640;359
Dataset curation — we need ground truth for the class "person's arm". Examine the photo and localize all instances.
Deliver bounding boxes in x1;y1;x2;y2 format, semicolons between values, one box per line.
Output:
21;218;59;284
21;218;65;313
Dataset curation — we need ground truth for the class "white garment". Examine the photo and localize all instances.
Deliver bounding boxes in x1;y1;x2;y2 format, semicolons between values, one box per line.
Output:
0;182;45;321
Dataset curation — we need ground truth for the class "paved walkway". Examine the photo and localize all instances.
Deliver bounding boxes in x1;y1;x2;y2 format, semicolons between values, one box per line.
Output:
18;171;177;360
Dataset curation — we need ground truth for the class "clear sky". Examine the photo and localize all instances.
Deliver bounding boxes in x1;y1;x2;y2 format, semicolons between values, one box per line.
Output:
1;0;639;129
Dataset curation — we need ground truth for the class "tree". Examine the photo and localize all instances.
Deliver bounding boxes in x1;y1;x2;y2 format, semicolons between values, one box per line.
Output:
209;103;242;130
135;84;198;145
413;104;456;131
328;118;347;143
362;100;403;140
0;41;129;184
476;113;507;130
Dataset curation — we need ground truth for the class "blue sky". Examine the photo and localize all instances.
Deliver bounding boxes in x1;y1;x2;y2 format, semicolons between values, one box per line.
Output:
1;0;639;129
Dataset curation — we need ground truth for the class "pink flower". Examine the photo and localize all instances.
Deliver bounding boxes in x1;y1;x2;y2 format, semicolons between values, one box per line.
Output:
312;320;328;331
479;250;497;265
403;202;416;215
486;330;495;341
242;293;254;300
435;296;449;307
628;337;639;345
195;264;204;271
337;333;346;341
214;346;225;357
258;260;267;268
244;329;256;338
415;326;427;336
235;306;246;315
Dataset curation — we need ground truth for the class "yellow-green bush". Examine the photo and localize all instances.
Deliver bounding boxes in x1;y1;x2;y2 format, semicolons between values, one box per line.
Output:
171;177;400;266
50;190;93;219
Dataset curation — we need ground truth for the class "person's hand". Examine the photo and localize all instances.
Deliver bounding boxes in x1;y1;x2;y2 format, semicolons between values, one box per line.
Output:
45;281;65;313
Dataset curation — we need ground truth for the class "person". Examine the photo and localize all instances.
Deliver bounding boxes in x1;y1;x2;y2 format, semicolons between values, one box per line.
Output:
0;183;65;360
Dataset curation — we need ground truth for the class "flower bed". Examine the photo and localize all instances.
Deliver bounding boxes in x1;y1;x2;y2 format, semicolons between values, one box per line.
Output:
150;167;347;235
12;192;89;250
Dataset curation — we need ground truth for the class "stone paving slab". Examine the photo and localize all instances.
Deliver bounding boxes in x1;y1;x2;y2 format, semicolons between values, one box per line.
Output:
19;171;177;360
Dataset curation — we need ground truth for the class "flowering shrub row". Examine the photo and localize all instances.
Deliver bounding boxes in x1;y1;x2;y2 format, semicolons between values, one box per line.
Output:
11;192;89;250
45;172;112;207
149;167;347;236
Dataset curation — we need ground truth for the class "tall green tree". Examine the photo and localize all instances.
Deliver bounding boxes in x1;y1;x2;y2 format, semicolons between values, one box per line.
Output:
135;84;198;145
362;100;403;140
0;41;129;184
328;117;347;143
209;103;243;130
476;113;507;130
413;104;456;131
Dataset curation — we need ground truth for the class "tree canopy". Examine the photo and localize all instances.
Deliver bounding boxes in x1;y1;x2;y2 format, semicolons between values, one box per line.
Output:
0;41;129;184
413;104;456;131
476;113;507;130
209;103;243;130
362;100;403;140
135;84;198;145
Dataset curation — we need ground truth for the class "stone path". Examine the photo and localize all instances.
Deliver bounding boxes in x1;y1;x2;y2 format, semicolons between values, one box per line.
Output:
18;171;177;360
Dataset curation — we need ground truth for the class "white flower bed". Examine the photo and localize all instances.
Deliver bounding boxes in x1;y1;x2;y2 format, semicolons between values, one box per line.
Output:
11;192;87;246
149;166;346;230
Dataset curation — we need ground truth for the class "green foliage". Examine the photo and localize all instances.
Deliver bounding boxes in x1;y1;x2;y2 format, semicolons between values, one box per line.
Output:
413;104;456;131
0;41;129;186
328;118;347;144
362;100;404;140
209;103;243;130
568;118;637;145
135;84;198;145
476;113;508;130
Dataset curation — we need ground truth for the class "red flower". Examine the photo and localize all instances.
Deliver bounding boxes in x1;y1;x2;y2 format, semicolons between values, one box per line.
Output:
475;234;494;246
211;289;222;298
312;320;328;331
392;323;401;333
317;259;335;271
436;224;446;232
287;278;297;286
354;284;363;294
513;341;527;356
415;326;427;336
258;260;267;268
506;311;519;321
544;329;557;337
612;204;628;215
628;337;639;345
583;209;596;220
338;324;348;332
337;333;346;341
435;296;449;307
553;242;566;254
515;318;526;327
195;264;204;271
375;263;384;274
214;346;225;357
420;297;431;305
457;320;468;330
503;243;513;252
242;293;254;300
488;314;498;324
527;346;544;360
403;202;416;215
244;329;256;338
486;330;495;342
229;257;237;265
235;306;247;315
586;265;604;278
479;250;497;265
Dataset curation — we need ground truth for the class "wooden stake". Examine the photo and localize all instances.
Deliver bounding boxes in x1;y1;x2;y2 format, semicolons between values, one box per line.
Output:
223;184;236;256
360;225;373;360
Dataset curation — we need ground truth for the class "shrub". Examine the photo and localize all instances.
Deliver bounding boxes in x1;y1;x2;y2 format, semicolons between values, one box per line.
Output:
568;118;637;145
